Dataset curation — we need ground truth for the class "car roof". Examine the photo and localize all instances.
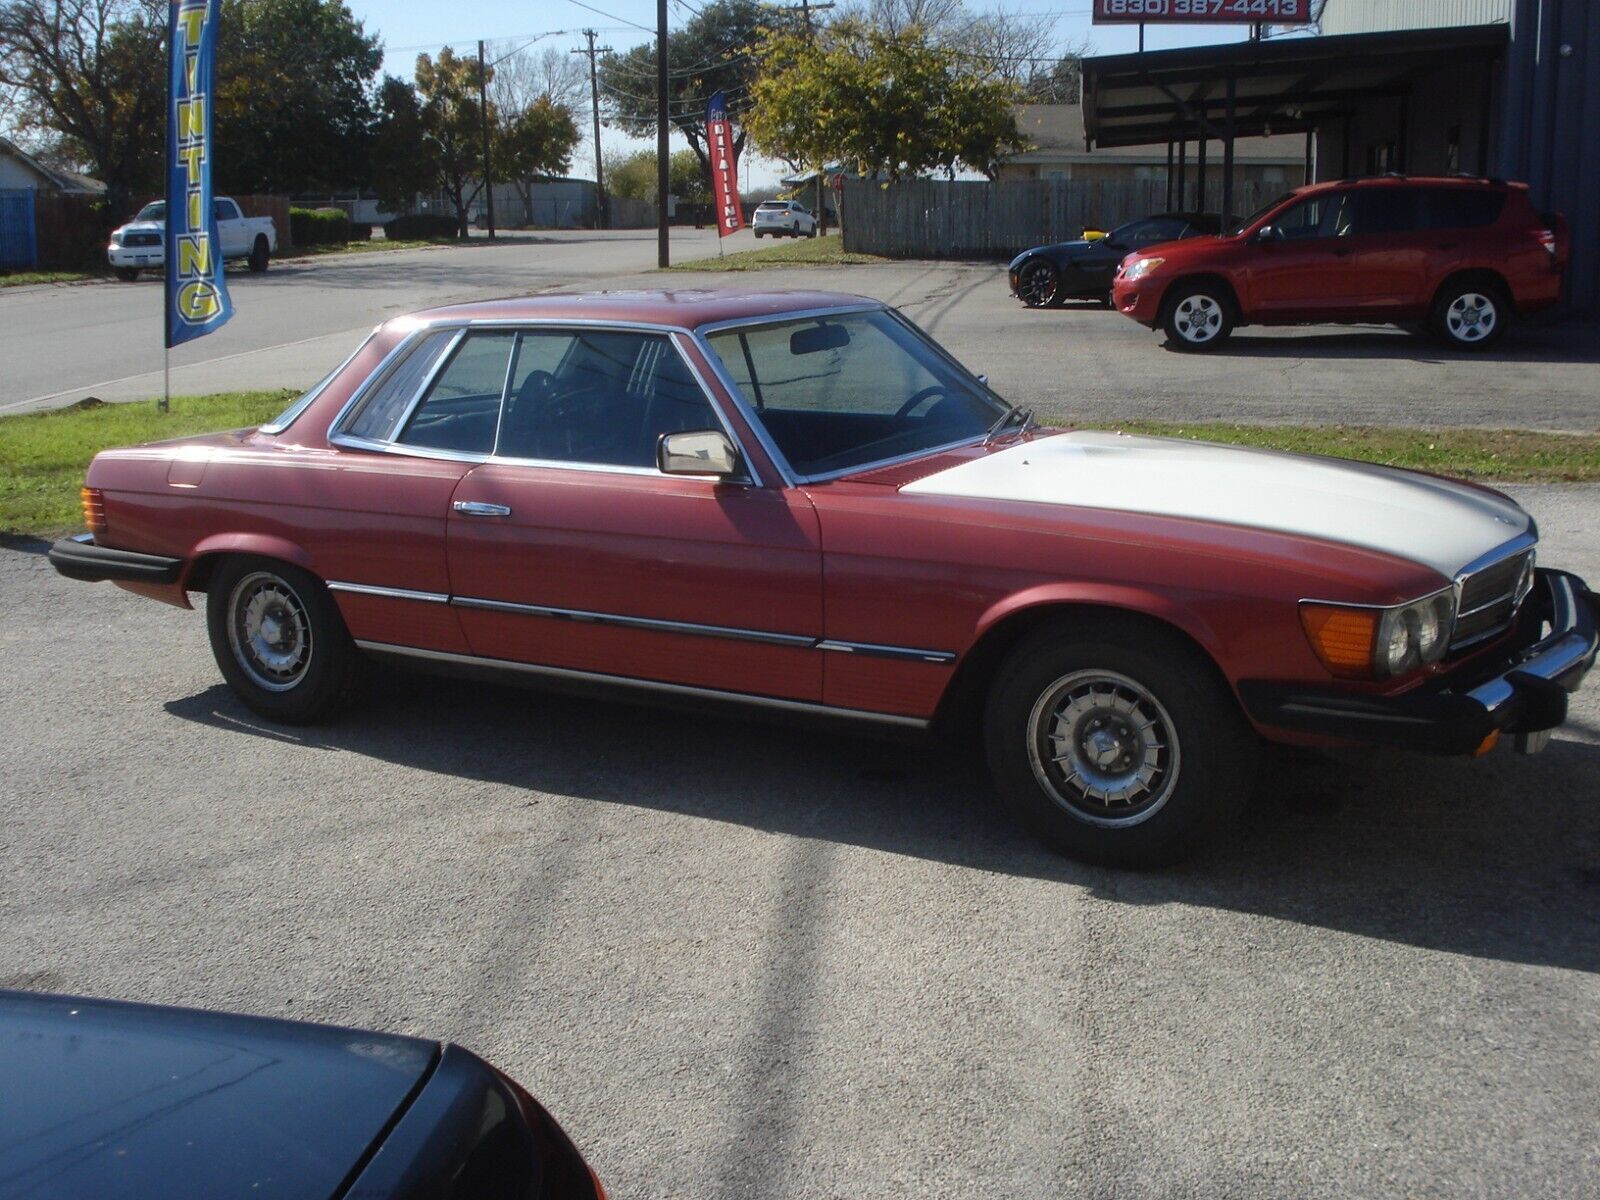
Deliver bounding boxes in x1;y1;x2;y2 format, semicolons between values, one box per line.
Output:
1289;174;1520;199
404;289;879;332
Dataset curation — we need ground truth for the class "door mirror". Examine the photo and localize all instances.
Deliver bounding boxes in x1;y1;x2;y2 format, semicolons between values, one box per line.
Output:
1253;224;1281;244
658;429;740;477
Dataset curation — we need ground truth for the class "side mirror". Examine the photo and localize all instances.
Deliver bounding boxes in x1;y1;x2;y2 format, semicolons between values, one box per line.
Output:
1253;224;1280;244
658;429;741;477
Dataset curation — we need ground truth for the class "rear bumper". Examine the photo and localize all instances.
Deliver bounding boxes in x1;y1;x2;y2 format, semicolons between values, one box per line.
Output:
49;533;183;585
1239;569;1598;755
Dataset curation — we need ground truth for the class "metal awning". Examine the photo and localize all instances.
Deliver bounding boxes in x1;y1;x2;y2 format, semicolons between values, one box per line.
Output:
1083;24;1509;150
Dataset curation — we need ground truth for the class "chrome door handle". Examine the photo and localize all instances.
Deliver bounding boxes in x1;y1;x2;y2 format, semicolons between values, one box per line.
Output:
453;501;512;518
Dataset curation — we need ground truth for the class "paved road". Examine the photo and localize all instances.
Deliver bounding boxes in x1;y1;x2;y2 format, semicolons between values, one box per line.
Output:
6;246;1597;430
2;485;1597;1198
0;228;738;415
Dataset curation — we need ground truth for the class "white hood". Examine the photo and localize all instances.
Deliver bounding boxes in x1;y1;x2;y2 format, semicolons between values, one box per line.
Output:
899;431;1531;579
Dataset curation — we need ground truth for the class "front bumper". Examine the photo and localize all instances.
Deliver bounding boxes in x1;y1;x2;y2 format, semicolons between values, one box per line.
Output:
49;533;183;585
1110;278;1164;325
1239;569;1598;756
107;245;165;269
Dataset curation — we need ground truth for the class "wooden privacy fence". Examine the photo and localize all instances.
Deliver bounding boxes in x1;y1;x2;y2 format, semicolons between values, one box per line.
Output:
841;177;1285;259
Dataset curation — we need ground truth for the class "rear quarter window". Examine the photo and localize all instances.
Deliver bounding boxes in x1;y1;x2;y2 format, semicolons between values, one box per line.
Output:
1418;189;1505;231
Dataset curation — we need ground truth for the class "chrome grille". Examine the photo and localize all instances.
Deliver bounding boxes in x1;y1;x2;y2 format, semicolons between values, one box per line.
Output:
1452;546;1535;649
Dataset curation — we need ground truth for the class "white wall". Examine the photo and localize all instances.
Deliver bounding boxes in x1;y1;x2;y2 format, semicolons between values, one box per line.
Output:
1318;0;1512;35
0;155;44;190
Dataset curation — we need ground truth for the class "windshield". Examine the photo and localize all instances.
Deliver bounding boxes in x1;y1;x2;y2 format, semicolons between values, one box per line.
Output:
703;309;1007;479
1227;193;1293;236
133;201;166;222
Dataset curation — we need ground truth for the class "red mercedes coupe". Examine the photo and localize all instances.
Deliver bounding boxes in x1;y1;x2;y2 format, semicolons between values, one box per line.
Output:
51;290;1598;865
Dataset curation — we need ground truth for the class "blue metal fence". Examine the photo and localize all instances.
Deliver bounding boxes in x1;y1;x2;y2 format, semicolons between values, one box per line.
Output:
0;189;38;268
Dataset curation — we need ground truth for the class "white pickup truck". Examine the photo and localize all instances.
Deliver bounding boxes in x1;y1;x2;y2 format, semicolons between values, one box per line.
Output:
107;197;277;281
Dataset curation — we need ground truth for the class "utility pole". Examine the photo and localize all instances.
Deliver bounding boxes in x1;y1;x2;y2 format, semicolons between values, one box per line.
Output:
477;40;495;239
656;0;669;267
573;30;612;230
792;0;835;234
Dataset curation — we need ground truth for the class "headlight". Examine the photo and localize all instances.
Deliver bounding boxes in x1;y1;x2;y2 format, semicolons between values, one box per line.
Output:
108;230;124;246
1300;588;1457;679
1122;256;1164;281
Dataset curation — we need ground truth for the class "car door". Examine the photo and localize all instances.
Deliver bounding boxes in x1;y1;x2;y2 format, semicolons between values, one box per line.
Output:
1325;188;1431;313
445;325;825;701
213;198;248;257
1241;191;1368;318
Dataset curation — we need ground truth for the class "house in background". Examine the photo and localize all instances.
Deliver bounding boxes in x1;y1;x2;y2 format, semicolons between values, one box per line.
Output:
0;137;105;196
999;103;1307;193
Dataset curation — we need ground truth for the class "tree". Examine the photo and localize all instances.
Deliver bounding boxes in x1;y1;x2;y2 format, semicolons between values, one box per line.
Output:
598;0;791;185
745;19;1026;183
606;146;703;205
212;0;382;194
495;96;581;222
0;0;166;209
413;47;491;238
1022;39;1091;105
489;42;587;124
368;74;431;213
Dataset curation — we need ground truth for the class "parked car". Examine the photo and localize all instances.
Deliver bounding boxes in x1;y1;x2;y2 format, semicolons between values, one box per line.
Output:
0;989;605;1199
1009;213;1224;308
107;197;276;281
752;200;818;238
1111;175;1568;351
49;290;1597;866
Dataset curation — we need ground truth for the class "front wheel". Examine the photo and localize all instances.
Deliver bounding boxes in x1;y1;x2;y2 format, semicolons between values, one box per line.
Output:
984;622;1256;866
1162;283;1235;351
1015;259;1062;308
114;267;139;282
206;557;366;723
247;235;270;273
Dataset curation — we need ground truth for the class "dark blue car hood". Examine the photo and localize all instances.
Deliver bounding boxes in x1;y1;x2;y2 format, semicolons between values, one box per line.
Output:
1009;239;1096;270
0;991;437;1200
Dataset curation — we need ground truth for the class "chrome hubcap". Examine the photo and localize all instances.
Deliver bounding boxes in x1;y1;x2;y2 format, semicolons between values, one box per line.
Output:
1027;670;1181;827
1174;294;1223;342
228;572;312;692
1446;292;1496;341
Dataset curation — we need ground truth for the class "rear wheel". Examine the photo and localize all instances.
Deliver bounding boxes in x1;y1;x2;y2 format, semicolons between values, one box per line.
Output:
984;621;1256;866
114;267;139;282
1015;259;1062;308
247;235;270;273
206;556;366;723
1431;281;1505;350
1161;282;1234;351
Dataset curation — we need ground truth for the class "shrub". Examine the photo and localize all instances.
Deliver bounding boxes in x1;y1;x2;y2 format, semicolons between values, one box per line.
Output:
351;222;373;241
288;206;351;247
383;213;461;240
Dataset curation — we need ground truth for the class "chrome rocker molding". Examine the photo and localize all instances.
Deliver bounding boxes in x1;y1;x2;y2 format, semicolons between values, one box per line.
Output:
353;641;931;730
328;583;958;663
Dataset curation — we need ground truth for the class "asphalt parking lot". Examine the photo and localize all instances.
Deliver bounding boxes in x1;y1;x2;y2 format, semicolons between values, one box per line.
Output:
6;238;1598;432
3;483;1598;1199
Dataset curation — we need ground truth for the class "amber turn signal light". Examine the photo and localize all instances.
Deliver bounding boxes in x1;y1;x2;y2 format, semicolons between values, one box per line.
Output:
80;486;107;537
1299;603;1378;676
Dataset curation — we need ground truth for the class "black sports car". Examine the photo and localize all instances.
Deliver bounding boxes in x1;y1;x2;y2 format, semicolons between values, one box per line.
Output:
0;990;605;1199
1007;212;1224;308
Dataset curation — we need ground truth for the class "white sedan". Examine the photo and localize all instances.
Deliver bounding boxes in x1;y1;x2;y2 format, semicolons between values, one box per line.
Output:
752;200;818;238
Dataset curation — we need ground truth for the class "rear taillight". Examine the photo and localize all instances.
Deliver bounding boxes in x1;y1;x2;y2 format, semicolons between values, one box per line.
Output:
80;487;107;537
1536;228;1557;257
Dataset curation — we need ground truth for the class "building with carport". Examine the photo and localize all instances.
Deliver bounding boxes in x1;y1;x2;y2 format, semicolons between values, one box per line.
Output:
1080;0;1598;308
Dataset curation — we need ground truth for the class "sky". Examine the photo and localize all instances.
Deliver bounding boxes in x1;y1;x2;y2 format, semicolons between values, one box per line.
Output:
354;0;1302;191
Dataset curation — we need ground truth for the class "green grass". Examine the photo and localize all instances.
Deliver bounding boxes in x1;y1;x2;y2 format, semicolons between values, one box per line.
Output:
663;233;886;271
0;269;100;288
4;394;1597;540
0;391;292;538
1105;421;1600;483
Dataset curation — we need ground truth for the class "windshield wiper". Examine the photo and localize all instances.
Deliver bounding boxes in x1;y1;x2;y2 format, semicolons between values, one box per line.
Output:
983;404;1034;445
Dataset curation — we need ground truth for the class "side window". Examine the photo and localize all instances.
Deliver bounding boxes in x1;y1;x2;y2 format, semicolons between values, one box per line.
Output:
341;329;457;442
395;332;516;454
1418;189;1505;231
1274;195;1345;240
1344;190;1417;236
496;331;721;470
213;199;240;222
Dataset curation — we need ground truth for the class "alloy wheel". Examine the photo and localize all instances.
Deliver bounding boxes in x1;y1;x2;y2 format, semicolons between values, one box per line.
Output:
1173;293;1224;344
1445;292;1498;343
227;571;313;692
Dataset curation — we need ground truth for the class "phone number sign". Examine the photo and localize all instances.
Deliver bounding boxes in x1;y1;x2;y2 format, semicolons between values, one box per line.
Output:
1093;0;1312;22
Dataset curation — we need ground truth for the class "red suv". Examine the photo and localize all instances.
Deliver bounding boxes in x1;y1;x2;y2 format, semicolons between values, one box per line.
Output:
1111;176;1569;352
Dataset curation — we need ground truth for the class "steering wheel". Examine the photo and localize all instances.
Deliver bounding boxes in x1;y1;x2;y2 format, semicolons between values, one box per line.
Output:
894;385;952;422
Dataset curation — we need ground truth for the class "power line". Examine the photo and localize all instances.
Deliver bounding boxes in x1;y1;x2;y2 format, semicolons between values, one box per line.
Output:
564;0;654;34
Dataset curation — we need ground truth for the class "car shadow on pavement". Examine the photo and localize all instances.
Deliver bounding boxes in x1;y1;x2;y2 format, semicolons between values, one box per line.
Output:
1187;321;1600;364
165;674;1600;975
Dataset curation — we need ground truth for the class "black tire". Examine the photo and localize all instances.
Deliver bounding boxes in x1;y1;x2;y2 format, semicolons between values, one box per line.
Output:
247;235;270;273
1161;280;1235;351
1430;279;1506;350
205;556;366;723
754;230;764;239
808;225;818;238
114;267;140;282
984;619;1257;867
1015;258;1062;308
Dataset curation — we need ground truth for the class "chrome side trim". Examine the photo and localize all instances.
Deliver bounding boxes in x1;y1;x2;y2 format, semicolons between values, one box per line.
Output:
451;595;817;647
327;581;450;604
328;432;491;465
670;331;768;487
692;302;884;336
817;639;957;664
353;641;930;730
